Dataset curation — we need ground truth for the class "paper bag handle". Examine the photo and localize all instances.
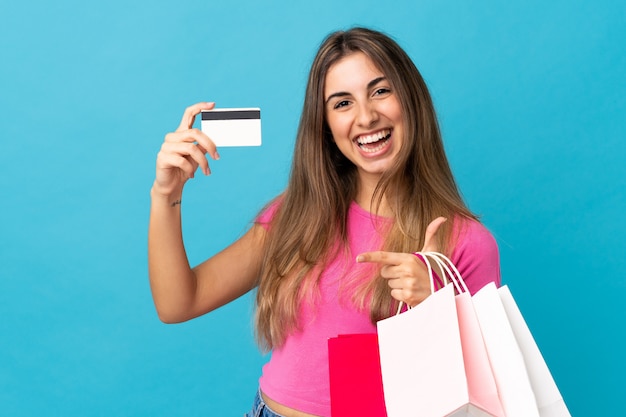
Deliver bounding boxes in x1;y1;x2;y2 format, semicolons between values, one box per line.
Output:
420;252;470;294
396;252;470;315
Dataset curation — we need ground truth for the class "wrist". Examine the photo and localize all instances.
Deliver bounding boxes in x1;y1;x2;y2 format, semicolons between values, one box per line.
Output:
151;183;183;207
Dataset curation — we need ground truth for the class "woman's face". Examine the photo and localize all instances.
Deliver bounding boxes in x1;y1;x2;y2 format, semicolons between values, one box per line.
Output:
324;52;404;184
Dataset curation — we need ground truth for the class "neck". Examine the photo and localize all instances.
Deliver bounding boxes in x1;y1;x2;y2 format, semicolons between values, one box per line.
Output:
355;172;391;216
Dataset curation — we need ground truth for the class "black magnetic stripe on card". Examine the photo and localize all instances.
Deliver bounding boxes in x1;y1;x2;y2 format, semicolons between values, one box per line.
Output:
201;110;261;121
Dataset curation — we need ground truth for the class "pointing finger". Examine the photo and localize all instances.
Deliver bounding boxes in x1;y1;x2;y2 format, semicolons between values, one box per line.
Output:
356;251;406;265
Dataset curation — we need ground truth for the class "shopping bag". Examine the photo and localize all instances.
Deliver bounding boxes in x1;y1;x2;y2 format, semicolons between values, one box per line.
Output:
426;253;505;417
454;293;506;416
499;286;571;417
328;333;387;417
377;253;501;417
472;282;540;417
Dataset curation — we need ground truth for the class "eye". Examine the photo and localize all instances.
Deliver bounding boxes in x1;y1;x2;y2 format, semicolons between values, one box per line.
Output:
333;100;351;109
373;87;391;96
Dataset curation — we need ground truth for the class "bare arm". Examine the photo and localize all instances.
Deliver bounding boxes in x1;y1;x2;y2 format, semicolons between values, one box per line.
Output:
148;195;265;322
148;102;264;323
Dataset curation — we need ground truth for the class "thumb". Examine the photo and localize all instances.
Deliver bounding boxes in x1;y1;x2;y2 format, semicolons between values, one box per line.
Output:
421;217;447;252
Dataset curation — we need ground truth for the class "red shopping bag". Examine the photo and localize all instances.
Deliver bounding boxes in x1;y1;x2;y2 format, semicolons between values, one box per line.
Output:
328;333;387;417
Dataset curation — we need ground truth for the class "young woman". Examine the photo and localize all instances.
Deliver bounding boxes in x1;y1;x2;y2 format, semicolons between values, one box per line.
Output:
148;27;500;417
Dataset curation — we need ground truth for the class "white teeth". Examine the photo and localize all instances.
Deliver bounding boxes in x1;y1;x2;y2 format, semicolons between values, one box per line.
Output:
361;141;388;153
356;129;391;145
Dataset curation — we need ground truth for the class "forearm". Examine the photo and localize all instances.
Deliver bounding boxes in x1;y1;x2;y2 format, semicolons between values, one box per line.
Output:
148;185;197;323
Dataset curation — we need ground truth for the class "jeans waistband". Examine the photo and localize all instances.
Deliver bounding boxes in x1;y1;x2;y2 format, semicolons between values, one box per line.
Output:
246;389;287;417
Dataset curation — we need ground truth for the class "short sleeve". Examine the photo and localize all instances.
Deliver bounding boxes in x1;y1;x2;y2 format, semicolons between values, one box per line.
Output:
450;219;501;294
255;199;281;230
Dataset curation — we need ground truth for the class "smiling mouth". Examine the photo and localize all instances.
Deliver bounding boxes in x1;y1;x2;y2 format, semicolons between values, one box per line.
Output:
355;129;392;153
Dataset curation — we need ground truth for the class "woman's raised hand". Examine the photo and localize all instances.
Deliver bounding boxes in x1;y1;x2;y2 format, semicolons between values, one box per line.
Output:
356;217;447;307
153;102;220;197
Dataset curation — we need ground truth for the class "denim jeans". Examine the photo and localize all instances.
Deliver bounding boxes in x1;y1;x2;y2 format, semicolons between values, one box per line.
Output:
244;389;287;417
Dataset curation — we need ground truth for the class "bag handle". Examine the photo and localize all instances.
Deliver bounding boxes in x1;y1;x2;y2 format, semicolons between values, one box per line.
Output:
395;251;469;315
421;252;470;294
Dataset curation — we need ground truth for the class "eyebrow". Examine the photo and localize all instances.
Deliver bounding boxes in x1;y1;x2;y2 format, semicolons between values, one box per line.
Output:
325;76;388;104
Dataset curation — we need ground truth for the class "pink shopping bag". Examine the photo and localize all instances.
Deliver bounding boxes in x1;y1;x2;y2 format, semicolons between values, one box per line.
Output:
455;291;506;417
328;333;387;417
426;252;504;417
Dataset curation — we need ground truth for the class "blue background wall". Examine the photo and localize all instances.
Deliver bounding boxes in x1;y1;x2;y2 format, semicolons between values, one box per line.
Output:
1;0;624;415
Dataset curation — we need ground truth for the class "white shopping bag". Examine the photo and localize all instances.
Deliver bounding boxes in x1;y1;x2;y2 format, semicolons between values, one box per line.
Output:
473;283;540;417
499;286;571;417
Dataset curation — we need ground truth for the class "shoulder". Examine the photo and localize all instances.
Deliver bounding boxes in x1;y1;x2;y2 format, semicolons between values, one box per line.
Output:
255;195;284;228
450;217;501;293
453;217;498;254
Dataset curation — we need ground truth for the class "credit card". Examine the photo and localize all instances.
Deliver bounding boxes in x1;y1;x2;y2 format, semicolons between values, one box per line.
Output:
200;108;261;147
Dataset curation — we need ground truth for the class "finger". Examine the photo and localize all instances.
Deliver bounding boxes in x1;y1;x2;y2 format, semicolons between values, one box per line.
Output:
176;102;215;133
389;288;406;302
157;151;197;179
160;141;211;176
165;128;220;162
390;288;429;307
356;251;407;265
385;276;404;289
166;128;208;146
421;217;447;252
379;263;415;280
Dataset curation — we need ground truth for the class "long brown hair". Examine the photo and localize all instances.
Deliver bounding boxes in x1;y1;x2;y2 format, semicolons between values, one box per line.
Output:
255;27;476;351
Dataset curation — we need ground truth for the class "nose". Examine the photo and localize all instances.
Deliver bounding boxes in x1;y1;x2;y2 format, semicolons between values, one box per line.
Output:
356;100;379;128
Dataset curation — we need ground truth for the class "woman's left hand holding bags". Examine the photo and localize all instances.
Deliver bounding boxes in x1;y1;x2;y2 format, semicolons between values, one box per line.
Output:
356;217;447;307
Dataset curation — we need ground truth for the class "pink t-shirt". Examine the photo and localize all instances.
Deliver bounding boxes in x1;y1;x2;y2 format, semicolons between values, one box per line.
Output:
256;201;500;416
